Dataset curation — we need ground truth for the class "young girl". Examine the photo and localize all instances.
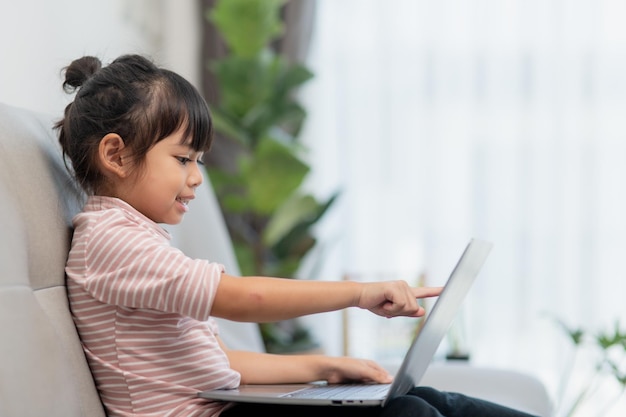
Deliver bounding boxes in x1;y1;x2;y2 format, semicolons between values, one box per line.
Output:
57;54;538;417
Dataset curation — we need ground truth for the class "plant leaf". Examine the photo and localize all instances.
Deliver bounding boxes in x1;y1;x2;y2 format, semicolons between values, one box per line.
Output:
210;107;251;146
233;242;256;276
551;315;586;346
242;139;309;214
210;55;276;123
208;0;286;58
271;192;339;258
263;194;319;247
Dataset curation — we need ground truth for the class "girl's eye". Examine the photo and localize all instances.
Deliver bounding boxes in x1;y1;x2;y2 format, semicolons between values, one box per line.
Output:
176;156;192;165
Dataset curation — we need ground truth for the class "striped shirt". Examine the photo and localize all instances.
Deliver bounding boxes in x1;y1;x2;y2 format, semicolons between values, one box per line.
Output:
66;196;240;417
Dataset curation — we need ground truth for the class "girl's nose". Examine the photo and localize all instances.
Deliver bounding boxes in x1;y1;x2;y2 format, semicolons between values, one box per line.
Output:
189;162;204;188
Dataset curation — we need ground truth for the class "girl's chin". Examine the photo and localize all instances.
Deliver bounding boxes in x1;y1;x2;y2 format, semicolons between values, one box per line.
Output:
154;211;185;225
163;214;185;225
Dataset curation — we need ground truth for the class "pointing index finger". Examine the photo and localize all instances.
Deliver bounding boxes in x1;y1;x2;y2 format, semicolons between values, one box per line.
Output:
412;286;444;299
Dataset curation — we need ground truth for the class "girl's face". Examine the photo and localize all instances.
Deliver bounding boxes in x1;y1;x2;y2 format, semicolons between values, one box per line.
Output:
120;128;204;225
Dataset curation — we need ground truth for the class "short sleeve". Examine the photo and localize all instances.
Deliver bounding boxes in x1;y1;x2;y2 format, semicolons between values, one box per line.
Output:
82;209;225;321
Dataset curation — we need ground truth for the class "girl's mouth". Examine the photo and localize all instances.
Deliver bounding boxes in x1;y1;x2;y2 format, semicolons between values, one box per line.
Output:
176;197;190;212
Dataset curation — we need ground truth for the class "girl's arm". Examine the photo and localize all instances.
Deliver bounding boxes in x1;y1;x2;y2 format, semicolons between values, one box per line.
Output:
223;348;393;385
211;274;442;322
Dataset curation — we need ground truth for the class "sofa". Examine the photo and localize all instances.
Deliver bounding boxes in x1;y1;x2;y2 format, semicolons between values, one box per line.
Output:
0;102;552;416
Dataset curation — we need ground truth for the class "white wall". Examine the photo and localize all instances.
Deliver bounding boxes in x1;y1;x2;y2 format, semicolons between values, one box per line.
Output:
0;0;202;116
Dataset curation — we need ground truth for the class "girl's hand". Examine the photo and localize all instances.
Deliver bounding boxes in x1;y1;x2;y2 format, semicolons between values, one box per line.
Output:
357;281;443;318
323;357;393;384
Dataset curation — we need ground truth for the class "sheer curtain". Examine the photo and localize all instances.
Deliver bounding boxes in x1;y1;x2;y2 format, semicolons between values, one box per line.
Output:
299;0;626;413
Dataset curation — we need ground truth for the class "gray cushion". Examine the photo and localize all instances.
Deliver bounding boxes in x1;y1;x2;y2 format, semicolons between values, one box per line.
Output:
0;103;106;417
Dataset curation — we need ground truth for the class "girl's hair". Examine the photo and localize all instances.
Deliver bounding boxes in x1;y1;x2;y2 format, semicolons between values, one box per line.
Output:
55;54;214;194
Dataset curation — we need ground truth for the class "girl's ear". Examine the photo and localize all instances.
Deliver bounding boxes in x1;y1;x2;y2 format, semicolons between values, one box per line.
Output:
98;133;130;178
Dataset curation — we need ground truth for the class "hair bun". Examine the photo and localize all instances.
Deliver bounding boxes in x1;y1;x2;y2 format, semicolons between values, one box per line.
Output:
62;56;102;93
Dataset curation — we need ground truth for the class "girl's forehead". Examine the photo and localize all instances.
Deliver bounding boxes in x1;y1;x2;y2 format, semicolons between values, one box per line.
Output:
163;132;202;155
179;133;194;146
173;121;196;145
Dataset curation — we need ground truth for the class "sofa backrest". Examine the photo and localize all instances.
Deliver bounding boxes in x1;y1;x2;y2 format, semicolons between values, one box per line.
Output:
0;103;106;416
0;102;267;416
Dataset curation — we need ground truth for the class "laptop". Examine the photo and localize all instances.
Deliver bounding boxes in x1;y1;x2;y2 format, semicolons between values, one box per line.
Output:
199;238;493;407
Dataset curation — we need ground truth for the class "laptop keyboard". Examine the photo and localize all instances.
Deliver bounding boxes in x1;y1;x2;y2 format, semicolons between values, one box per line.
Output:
284;384;391;400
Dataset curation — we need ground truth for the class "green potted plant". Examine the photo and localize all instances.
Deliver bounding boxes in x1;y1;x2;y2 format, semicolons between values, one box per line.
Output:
205;0;338;353
550;317;626;416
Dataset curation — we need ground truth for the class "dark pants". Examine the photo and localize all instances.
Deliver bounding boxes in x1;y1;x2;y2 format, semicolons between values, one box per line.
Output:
221;386;539;417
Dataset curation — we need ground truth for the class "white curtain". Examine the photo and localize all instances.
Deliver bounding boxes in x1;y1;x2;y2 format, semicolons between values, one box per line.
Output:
300;0;626;414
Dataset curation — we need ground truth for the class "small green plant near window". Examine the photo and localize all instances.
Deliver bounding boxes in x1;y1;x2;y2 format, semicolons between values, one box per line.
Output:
205;0;338;353
550;317;626;417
